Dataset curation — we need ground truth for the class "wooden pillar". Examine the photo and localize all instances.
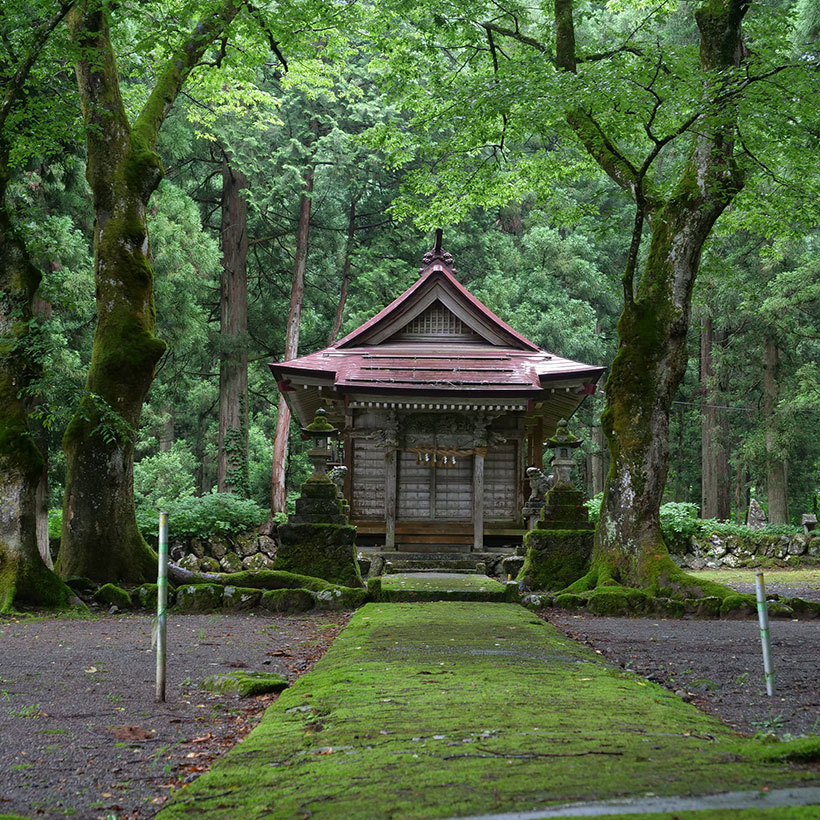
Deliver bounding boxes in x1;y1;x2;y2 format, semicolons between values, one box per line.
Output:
385;449;397;550
534;417;544;468
473;450;485;552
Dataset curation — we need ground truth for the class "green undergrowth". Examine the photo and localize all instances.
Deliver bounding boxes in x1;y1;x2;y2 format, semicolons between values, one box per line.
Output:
380;573;516;602
157;602;815;820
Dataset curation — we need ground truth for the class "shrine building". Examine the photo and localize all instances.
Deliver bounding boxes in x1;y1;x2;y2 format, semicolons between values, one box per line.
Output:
270;236;605;553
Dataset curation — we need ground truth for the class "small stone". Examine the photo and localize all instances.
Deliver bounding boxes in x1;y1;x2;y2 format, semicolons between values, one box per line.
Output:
256;535;277;558
242;553;275;571
220;552;243;573
209;537;229;560
108;605;119;615
177;554;201;573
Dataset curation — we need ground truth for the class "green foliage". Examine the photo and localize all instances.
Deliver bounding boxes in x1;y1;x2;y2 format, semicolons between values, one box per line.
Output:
139;492;267;541
133;441;198;511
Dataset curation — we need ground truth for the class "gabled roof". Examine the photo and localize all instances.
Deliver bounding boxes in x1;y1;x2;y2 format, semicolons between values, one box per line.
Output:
269;238;606;425
334;248;540;352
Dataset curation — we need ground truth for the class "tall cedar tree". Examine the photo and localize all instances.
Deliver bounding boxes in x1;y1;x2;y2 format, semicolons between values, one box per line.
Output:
57;0;243;583
0;1;76;612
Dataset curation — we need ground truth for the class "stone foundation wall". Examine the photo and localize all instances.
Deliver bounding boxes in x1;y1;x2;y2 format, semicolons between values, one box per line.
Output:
676;532;820;570
171;532;277;574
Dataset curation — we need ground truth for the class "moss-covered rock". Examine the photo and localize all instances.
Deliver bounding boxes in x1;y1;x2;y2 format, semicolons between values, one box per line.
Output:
366;576;382;602
176;583;224;612
199;556;221;573
242;553;275;571
201;670;288;697
275;523;362;588
260;588;315;613
133;583;159;609
684;596;722;617
313;586;369;610
221;570;332;592
177;554;201;573
781;597;820;619
519;528;593;591
65;576;96;592
221;586;262;611
719;594;756;619
220;551;243;573
94;583;131;610
586;586;653;616
552;592;588;610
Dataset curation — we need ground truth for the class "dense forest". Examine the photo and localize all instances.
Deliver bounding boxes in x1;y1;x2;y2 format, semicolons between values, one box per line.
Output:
1;0;818;606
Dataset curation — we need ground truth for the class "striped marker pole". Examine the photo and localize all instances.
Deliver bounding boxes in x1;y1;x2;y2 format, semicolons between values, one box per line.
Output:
754;571;775;697
155;512;169;702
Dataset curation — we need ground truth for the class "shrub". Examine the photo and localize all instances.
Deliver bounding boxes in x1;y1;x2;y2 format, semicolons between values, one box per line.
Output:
133;441;197;511
138;491;267;541
48;508;62;540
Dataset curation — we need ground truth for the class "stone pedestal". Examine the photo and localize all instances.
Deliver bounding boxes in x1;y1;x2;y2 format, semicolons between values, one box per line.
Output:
274;476;363;588
519;486;593;591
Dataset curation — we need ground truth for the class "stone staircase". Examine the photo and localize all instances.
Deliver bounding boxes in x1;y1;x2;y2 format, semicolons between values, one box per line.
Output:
360;550;522;580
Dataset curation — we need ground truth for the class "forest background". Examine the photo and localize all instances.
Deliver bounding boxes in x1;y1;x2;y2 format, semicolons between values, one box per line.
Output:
1;0;819;602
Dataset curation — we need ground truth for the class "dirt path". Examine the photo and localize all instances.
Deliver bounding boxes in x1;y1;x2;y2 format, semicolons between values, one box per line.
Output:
0;611;349;819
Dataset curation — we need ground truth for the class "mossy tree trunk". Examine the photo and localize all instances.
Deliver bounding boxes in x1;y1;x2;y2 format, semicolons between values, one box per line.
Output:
555;0;748;593
57;0;243;584
0;2;77;611
271;162;314;515
763;332;789;523
0;144;75;611
217;155;250;496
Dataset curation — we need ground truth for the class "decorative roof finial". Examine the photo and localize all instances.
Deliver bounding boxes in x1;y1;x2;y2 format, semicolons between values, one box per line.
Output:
420;228;456;274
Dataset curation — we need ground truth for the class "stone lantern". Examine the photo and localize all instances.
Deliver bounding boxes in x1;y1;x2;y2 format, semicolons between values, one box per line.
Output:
547;418;582;489
301;407;339;479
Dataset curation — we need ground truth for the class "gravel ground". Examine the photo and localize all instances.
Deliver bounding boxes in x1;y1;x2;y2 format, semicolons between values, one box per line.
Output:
0;611;349;820
546;612;820;738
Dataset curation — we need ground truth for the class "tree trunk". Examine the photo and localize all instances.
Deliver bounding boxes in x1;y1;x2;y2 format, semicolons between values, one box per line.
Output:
0;143;72;610
700;316;730;520
271;165;314;515
217;157;249;495
554;0;747;594
764;333;789;523
328;193;358;344
57;0;241;584
158;404;174;453
590;424;605;497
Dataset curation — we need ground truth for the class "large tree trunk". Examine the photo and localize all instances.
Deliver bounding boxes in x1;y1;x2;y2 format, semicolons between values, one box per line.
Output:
270;166;313;515
554;0;747;593
700;316;730;519
0;1;76;610
764;333;789;523
57;0;241;583
328;193;359;344
0;143;73;610
217;157;249;495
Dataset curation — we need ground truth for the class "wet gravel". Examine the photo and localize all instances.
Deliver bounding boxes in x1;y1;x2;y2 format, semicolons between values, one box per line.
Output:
0;611;349;819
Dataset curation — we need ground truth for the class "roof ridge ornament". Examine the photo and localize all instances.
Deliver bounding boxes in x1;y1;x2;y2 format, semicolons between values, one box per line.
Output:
420;228;456;274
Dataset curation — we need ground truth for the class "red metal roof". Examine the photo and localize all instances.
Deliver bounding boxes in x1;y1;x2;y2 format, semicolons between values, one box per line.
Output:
270;246;605;397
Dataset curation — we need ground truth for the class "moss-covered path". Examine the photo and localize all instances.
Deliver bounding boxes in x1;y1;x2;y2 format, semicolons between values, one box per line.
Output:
157;603;817;819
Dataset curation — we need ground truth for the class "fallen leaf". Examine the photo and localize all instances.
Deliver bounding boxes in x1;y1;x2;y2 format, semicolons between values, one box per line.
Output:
110;725;155;741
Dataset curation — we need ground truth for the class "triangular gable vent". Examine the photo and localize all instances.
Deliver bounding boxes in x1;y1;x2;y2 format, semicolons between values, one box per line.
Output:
392;302;480;342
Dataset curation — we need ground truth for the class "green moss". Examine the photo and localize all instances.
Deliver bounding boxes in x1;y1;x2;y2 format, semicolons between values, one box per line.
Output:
201;670;288;698
260;588;315;613
313;585;369;610
553;592;587;610
366;576;382;601
93;583;131;609
220;570;333;593
156;603;815;820
520;528;593;591
380;574;508;602
175;583;223;612
782;597;820;619
586;585;653;616
275;523;362;588
221;586;262;611
747;736;820;763
133;583;159;609
719;594;757;618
